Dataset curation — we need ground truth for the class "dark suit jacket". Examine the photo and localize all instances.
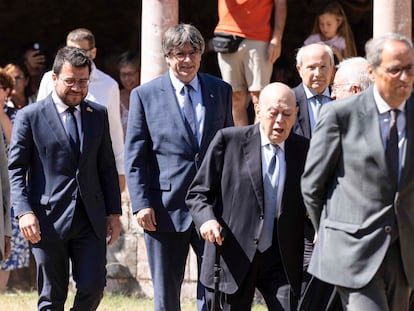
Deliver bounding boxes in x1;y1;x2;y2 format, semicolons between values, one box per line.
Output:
9;94;121;240
302;87;414;289
125;72;233;232
292;83;312;139
186;124;308;298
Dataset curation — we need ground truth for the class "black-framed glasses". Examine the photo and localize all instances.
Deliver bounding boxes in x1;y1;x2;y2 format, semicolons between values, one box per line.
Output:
379;64;414;77
170;50;199;61
58;77;90;88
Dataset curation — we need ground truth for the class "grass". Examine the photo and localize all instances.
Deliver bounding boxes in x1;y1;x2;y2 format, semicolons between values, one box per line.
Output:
0;291;267;310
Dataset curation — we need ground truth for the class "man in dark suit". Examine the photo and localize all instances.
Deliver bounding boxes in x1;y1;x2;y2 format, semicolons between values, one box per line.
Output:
9;47;122;310
302;33;414;310
293;43;335;138
291;43;338;311
124;24;233;311
186;82;308;310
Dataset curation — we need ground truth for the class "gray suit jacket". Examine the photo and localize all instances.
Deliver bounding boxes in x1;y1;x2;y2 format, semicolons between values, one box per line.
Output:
301;86;414;289
125;72;233;232
9;95;121;240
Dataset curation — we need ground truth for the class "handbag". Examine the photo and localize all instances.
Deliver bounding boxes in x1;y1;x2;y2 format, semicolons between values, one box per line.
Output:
212;33;244;53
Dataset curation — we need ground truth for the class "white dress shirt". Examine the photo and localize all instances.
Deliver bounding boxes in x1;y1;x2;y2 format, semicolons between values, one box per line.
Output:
259;127;286;216
37;62;124;174
169;70;205;146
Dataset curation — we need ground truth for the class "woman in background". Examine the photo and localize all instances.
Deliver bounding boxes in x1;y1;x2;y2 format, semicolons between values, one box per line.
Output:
0;66;30;292
118;50;140;138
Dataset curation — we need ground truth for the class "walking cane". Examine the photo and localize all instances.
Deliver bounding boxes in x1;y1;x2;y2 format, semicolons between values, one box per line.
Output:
213;227;226;311
213;242;221;311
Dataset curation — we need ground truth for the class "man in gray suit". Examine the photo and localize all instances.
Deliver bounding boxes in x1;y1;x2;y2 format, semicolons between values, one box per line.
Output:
124;24;233;311
302;32;414;310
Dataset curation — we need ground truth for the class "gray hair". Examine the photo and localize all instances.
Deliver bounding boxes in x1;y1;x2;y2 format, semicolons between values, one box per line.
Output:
365;32;414;69
296;43;335;66
162;24;205;56
336;57;371;91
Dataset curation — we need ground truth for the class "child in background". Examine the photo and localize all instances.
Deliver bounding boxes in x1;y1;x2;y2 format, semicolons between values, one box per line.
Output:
304;1;356;62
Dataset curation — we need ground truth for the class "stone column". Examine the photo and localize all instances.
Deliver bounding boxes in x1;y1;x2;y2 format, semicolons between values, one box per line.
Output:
140;0;178;84
373;0;411;39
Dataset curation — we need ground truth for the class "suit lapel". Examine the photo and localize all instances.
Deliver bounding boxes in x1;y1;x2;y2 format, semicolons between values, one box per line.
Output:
360;90;387;170
199;74;212;149
40;96;77;164
400;95;414;188
161;74;199;152
78;101;93;166
242;124;265;213
296;84;311;138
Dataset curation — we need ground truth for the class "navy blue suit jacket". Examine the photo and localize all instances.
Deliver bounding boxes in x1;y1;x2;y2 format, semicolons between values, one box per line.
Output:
9;94;121;240
125;72;233;232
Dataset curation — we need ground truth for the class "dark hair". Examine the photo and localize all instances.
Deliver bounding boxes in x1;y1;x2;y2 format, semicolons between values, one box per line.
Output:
162;24;205;56
52;46;92;75
118;50;141;70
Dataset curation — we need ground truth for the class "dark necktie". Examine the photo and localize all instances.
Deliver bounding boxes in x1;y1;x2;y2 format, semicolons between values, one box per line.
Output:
183;84;197;137
386;109;399;190
258;145;279;252
66;106;80;159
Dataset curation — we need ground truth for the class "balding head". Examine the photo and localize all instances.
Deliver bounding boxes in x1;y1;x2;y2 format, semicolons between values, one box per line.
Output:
256;83;298;144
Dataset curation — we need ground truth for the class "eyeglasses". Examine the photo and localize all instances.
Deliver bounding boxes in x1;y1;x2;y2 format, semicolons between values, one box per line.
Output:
331;83;352;92
58;77;90;88
120;70;139;79
170;50;199;61
83;47;95;53
379;64;414;77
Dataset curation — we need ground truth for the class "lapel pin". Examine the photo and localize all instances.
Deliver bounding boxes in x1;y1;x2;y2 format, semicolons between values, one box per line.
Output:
86;107;93;112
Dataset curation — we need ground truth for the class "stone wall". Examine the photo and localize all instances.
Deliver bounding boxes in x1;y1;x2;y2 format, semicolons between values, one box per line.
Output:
105;191;199;300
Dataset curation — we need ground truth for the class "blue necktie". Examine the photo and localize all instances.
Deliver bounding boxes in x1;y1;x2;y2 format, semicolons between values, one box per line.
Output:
258;145;279;252
183;84;197;137
66;107;80;160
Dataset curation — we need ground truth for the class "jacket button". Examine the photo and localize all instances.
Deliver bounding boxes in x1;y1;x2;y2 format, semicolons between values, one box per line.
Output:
384;226;392;233
259;215;264;220
254;239;259;244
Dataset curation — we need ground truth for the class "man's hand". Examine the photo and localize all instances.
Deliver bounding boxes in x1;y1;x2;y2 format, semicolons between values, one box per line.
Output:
267;38;282;64
19;213;41;244
3;236;11;260
106;214;122;246
199;220;224;246
136;208;157;231
24;50;46;69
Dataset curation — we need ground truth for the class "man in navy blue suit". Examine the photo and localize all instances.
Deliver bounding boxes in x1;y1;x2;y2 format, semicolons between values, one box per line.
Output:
125;24;233;311
9;47;121;310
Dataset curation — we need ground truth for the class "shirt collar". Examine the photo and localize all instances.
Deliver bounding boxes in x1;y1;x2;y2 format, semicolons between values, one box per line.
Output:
169;69;199;93
373;84;406;114
303;84;330;99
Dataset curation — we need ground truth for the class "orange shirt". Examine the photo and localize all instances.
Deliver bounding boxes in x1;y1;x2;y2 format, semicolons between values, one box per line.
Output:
215;0;274;42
